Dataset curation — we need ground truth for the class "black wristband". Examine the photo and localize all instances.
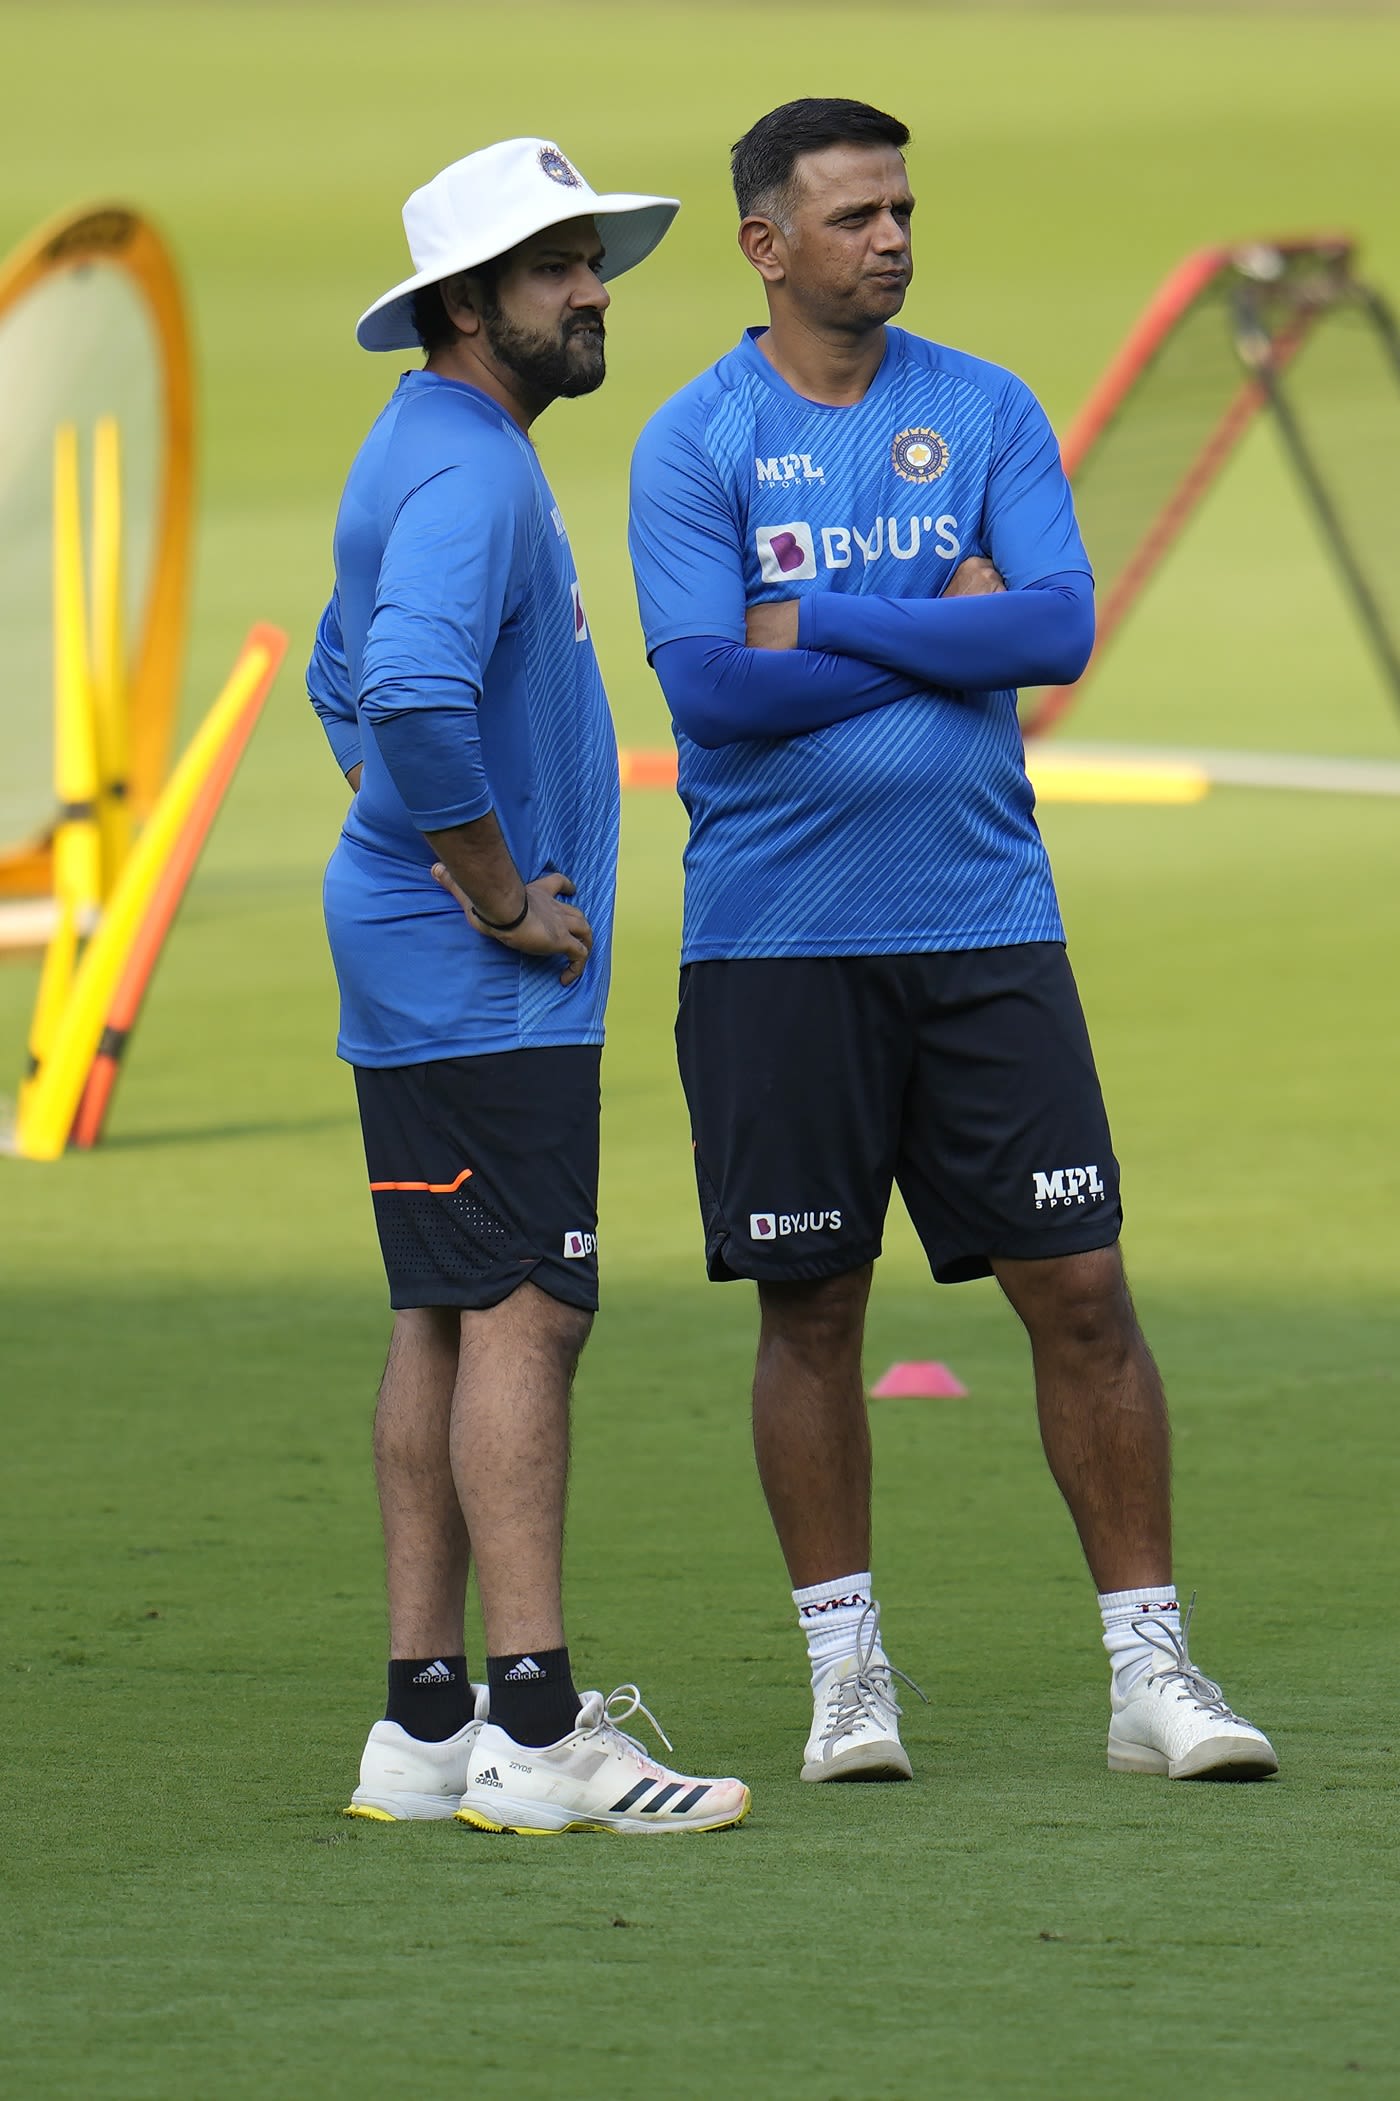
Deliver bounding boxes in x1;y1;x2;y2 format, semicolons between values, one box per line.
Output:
473;891;530;933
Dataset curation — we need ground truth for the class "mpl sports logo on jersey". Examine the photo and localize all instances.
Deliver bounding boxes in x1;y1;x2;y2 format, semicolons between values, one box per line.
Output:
755;513;961;581
1031;1166;1106;1211
749;1209;843;1240
755;453;825;484
563;1229;597;1258
570;580;588;642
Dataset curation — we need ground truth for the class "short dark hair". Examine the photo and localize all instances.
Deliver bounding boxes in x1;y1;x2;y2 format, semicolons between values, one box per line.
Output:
731;98;910;224
411;259;502;352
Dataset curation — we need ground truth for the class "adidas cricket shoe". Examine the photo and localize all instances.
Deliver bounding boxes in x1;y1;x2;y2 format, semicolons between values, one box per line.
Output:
456;1684;751;1835
801;1603;925;1783
1107;1605;1278;1781
344;1685;490;1820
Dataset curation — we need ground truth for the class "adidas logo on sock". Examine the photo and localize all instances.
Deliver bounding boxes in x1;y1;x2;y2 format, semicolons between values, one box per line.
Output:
504;1656;546;1681
476;1766;503;1789
412;1660;454;1685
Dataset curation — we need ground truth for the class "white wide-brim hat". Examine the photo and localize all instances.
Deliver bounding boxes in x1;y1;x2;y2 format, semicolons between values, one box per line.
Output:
356;137;679;351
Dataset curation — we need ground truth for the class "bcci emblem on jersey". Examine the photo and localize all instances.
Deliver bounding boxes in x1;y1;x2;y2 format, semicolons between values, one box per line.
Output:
755;521;817;582
891;427;950;483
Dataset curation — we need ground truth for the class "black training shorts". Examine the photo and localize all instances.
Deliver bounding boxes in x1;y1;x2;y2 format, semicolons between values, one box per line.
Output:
353;1046;601;1312
675;944;1122;1286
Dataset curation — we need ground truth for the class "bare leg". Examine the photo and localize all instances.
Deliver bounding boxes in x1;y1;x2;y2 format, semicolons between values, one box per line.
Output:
993;1244;1172;1591
374;1306;470;1657
450;1281;592;1656
753;1266;874;1588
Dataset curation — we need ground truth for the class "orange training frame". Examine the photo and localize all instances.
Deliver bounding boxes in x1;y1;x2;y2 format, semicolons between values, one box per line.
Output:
0;201;194;893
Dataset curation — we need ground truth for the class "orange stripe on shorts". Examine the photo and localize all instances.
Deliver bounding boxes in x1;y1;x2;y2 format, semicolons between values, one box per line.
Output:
369;1166;474;1194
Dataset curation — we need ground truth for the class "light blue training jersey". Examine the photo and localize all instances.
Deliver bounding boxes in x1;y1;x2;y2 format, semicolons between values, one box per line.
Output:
308;371;619;1065
629;326;1091;963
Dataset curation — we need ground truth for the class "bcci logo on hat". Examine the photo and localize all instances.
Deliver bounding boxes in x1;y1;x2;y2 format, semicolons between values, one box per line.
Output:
891;427;949;483
538;145;583;188
755;521;816;582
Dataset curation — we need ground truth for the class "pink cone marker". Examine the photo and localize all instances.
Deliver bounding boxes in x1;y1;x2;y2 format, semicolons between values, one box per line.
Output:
870;1360;969;1400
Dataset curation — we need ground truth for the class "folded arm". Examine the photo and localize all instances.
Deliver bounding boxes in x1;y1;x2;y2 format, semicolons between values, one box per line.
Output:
798;568;1095;691
650;635;932;751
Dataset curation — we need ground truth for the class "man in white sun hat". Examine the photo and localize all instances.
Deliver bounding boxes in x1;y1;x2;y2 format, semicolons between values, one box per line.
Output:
308;138;750;1836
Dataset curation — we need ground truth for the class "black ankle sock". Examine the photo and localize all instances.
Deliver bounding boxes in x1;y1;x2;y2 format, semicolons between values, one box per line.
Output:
486;1648;581;1747
385;1655;473;1742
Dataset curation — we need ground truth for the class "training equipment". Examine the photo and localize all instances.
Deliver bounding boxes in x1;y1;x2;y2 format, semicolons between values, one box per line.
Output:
0;202;192;909
456;1685;750;1835
800;1603;922;1783
344;1691;490;1821
1106;1607;1278;1781
870;1360;969;1399
12;625;286;1161
1024;236;1400;738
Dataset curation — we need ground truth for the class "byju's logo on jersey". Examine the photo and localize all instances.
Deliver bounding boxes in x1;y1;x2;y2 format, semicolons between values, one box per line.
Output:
570;580;588;641
1031;1166;1106;1211
755;454;825;484
891;427;950;483
756;514;961;575
755;522;817;582
749;1209;843;1239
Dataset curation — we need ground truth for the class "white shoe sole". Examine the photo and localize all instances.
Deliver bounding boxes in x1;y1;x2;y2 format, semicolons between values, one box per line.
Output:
1107;1735;1279;1780
343;1791;465;1821
456;1788;751;1836
801;1740;913;1783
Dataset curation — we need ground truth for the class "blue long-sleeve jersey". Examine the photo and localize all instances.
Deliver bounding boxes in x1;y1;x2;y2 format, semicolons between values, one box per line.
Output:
308;370;619;1064
629;326;1094;963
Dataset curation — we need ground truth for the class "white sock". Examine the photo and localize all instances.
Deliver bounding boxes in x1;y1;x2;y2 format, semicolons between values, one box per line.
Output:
793;1572;876;1689
1098;1584;1180;1695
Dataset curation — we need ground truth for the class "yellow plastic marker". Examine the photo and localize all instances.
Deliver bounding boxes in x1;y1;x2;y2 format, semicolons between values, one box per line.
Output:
13;629;279;1162
1027;753;1210;805
51;422;103;923
90;415;132;893
20;426;104;1122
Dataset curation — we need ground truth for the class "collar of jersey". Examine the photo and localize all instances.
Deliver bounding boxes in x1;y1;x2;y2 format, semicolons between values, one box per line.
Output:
736;324;902;412
396;367;521;433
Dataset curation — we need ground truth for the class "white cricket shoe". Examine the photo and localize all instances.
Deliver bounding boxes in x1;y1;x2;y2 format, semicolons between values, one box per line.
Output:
456;1685;751;1835
344;1685;490;1820
801;1603;925;1783
1107;1607;1278;1780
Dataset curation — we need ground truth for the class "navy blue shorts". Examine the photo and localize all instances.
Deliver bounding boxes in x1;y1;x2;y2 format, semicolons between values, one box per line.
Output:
675;944;1122;1286
353;1047;601;1312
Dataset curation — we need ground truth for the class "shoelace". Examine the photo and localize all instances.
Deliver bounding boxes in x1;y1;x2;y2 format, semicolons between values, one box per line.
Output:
1130;1596;1250;1721
582;1683;676;1757
819;1603;928;1745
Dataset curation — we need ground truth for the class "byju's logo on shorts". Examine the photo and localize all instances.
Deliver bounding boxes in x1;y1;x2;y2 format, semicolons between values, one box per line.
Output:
1031;1166;1106;1211
755;521;817;582
563;1230;597;1259
749;1209;843;1239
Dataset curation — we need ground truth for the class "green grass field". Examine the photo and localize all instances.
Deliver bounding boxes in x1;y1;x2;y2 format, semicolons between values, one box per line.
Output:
3;5;1399;2095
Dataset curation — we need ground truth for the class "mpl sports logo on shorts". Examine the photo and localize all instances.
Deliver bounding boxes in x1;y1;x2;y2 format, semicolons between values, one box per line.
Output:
1031;1166;1106;1211
563;1230;597;1259
755;513;961;580
749;1210;844;1239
